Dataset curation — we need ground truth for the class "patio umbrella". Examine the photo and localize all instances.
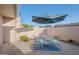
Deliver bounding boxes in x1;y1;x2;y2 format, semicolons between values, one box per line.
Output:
32;14;68;40
32;14;68;24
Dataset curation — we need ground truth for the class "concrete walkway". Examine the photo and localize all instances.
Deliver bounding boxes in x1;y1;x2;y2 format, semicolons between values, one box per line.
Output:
0;42;23;55
12;40;34;54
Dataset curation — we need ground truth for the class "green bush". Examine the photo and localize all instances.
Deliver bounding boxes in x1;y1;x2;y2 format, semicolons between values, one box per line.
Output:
20;35;29;42
22;24;33;28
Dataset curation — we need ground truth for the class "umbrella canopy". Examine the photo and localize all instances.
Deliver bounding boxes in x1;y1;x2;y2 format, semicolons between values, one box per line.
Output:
32;14;68;24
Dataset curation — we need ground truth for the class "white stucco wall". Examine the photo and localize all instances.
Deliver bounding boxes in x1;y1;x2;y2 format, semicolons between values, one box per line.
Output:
0;4;17;18
3;17;20;43
0;4;17;44
48;26;79;44
10;17;21;42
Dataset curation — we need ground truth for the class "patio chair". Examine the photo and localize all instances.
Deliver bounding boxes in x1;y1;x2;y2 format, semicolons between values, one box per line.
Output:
49;37;62;49
33;36;45;50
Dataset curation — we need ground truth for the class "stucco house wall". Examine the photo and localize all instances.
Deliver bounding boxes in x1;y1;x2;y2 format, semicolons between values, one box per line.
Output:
3;17;20;43
0;4;18;44
10;17;20;42
0;4;17;18
48;25;79;44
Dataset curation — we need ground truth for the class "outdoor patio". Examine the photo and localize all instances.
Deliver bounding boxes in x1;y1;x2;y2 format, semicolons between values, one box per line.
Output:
11;39;79;55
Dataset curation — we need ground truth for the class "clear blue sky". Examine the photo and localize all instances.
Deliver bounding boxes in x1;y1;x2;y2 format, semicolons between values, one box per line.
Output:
18;4;79;26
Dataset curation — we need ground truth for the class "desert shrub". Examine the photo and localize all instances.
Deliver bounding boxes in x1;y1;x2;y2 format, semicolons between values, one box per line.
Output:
22;24;33;28
20;35;29;42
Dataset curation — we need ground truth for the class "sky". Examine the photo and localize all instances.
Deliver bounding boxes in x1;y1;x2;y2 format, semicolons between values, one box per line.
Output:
18;4;79;26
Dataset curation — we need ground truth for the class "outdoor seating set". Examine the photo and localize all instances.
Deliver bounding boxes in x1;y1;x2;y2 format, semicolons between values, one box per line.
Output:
33;36;61;51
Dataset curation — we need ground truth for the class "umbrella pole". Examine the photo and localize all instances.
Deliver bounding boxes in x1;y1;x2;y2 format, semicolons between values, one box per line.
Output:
46;27;47;40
